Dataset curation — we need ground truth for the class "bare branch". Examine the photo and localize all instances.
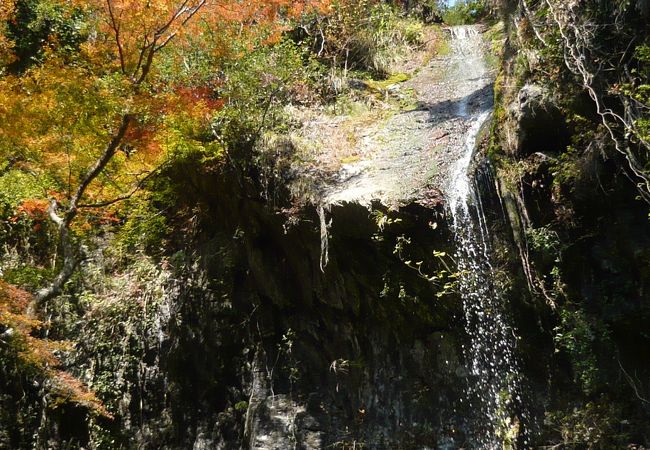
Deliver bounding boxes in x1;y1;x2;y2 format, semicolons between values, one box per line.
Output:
106;0;127;74
32;200;80;307
154;0;208;52
545;0;650;203
132;36;153;81
618;358;650;405
154;0;192;40
77;163;166;209
66;114;133;224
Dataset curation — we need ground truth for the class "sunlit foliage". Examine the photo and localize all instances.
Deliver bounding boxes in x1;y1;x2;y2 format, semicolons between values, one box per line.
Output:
0;0;330;214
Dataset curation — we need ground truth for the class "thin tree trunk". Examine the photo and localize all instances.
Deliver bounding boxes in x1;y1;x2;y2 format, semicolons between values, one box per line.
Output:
32;201;79;308
33;115;132;308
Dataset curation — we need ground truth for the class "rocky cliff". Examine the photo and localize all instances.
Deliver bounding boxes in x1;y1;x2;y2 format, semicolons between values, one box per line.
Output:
484;0;650;446
2;2;649;448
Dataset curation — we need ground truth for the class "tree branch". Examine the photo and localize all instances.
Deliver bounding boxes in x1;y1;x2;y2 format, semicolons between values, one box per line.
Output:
77;163;166;209
32;200;81;307
618;358;650;405
66;113;133;225
32;114;131;307
35;0;209;308
154;0;207;52
106;0;126;74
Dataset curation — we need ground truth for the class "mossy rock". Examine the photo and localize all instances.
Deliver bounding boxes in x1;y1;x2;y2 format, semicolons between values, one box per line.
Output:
363;72;411;93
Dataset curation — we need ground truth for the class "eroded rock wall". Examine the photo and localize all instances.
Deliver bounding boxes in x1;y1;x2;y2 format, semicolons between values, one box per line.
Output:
23;162;482;449
485;0;650;445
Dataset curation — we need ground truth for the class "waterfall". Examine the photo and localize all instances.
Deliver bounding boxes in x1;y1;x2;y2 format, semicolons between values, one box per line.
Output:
446;26;526;448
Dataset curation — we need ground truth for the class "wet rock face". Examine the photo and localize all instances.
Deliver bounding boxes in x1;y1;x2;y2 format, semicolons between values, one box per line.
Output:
507;83;570;157
223;199;469;449
499;83;567;159
62;160;472;449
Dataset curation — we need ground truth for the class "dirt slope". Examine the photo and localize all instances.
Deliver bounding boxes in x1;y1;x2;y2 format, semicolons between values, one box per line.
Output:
294;25;495;208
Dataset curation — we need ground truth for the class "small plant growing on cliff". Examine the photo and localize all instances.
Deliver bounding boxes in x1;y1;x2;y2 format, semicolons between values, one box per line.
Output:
526;226;560;254
393;235;459;297
554;308;609;395
371;209;402;231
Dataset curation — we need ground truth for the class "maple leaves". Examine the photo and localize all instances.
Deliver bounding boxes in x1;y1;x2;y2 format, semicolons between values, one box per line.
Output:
0;0;337;305
0;0;342;237
0;0;344;243
0;280;112;419
94;0;210;79
62;0;331;80
0;0;15;67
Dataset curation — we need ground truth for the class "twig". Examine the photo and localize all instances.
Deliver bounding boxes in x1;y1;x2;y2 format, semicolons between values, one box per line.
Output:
618;358;650;405
77;163;166;209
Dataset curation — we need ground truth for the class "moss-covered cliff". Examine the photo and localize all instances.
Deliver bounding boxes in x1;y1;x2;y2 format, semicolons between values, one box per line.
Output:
485;0;650;446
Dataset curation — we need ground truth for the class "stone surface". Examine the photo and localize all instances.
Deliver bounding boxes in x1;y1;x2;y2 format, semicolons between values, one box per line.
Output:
291;26;495;208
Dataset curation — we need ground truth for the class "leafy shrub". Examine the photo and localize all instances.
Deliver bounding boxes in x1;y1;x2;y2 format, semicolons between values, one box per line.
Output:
0;281;110;423
441;0;488;25
211;39;321;152
526;226;560;254
6;0;88;71
0;170;57;270
316;1;426;77
113;194;170;257
554;308;609;395
546;400;630;448
401;0;442;23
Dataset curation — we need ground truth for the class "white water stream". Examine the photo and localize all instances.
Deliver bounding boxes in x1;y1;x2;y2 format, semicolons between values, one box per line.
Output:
313;22;528;447
446;26;526;448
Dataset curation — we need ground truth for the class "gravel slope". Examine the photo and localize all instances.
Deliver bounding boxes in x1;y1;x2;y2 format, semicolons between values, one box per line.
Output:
313;25;494;208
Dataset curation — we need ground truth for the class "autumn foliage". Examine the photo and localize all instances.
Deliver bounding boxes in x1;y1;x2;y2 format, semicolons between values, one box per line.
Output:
0;0;332;216
0;0;14;66
0;281;111;418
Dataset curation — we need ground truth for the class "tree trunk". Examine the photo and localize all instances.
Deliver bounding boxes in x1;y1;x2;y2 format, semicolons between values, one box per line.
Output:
32;115;131;310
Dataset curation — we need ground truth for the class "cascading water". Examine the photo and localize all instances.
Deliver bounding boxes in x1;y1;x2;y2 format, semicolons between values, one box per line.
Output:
446;26;526;448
